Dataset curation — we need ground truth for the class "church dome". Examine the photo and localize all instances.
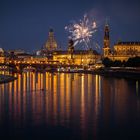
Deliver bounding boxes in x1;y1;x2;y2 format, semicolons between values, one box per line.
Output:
44;29;58;51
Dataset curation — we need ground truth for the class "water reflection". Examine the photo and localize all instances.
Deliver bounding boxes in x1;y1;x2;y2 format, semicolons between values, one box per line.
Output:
0;72;140;139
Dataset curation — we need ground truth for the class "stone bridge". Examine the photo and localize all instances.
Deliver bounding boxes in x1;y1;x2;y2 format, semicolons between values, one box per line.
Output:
0;61;82;72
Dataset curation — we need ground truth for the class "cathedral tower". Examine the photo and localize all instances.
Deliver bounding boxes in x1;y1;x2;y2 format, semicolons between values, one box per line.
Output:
103;23;110;57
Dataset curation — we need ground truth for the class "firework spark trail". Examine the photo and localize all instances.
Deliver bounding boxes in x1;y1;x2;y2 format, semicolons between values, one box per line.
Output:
65;14;97;50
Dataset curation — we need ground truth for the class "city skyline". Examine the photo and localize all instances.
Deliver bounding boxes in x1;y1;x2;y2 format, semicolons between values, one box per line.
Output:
0;1;140;139
0;0;140;52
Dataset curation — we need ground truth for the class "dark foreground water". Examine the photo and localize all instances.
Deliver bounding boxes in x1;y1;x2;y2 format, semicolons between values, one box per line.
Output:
0;72;140;140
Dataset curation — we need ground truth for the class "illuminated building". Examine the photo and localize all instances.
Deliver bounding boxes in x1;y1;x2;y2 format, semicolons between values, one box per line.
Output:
44;28;58;51
8;49;25;55
103;23;111;57
40;29;100;66
53;50;99;65
0;48;4;55
0;48;5;63
113;42;140;61
103;24;140;61
16;53;33;60
0;56;5;63
53;40;100;65
24;56;48;64
1;29;100;66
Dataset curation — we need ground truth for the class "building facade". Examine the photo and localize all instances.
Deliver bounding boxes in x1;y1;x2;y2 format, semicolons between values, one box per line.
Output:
114;42;140;56
52;40;100;66
103;24;140;62
53;50;99;65
0;48;5;63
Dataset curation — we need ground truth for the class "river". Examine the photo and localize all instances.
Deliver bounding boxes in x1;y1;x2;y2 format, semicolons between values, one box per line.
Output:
0;72;140;140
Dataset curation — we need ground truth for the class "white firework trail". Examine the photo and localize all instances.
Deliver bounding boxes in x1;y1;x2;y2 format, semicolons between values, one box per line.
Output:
65;14;97;50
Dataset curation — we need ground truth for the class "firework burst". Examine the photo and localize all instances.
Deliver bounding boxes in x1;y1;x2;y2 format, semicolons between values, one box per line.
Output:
65;14;97;49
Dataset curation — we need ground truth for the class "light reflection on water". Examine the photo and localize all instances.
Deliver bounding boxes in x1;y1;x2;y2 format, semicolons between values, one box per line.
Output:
0;72;140;139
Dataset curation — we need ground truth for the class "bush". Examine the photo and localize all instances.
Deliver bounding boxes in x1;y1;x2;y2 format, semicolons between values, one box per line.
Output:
102;57;113;67
125;57;140;67
103;57;140;67
112;60;122;67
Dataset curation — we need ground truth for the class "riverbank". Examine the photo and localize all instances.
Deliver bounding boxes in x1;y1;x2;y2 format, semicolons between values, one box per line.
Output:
93;68;140;80
53;68;140;80
0;74;17;84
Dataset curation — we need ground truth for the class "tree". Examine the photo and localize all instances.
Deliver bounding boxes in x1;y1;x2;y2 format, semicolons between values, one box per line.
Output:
125;57;140;67
102;57;113;67
112;60;122;67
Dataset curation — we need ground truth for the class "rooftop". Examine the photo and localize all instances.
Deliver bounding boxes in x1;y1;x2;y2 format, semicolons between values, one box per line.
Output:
116;42;140;45
53;50;99;55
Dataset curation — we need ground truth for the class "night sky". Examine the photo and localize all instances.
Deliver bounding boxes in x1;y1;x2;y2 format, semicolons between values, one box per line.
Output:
0;0;140;52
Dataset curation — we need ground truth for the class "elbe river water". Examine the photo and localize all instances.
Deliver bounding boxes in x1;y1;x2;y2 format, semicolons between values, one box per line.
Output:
0;71;140;140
